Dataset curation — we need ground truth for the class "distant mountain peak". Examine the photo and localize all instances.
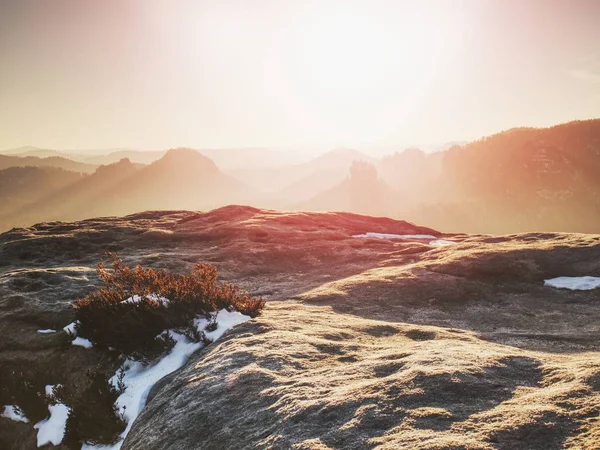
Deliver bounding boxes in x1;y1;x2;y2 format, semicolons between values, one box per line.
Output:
157;148;218;170
94;158;137;176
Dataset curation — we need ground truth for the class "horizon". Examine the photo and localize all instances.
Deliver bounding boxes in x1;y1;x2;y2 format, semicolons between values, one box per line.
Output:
2;118;598;157
1;0;600;151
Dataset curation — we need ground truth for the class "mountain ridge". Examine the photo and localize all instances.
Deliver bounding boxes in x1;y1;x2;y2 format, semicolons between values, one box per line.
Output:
1;119;600;234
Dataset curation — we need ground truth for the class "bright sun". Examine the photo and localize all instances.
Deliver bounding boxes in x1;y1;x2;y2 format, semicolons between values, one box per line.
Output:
298;12;436;95
281;3;463;143
190;1;465;145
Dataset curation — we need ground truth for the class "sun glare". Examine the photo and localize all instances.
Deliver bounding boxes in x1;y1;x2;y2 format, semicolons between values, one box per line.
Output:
296;12;439;95
172;1;466;145
281;3;464;143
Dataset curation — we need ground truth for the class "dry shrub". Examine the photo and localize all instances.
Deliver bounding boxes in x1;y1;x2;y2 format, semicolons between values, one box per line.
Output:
74;253;264;361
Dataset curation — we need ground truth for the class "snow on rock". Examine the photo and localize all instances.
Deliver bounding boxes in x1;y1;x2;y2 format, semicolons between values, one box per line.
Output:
82;308;251;450
544;276;600;290
429;239;456;247
37;329;57;334
34;403;70;447
121;294;170;306
352;232;456;247
352;232;457;247
62;321;93;347
353;232;437;240
204;310;251;341
2;405;29;423
63;321;77;334
72;337;93;348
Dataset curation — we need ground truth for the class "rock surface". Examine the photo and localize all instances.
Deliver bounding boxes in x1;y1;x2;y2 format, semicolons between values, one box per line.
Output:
125;303;600;450
1;205;600;449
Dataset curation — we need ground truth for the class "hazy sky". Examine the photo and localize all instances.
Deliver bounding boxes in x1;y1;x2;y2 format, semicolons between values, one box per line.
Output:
1;0;599;151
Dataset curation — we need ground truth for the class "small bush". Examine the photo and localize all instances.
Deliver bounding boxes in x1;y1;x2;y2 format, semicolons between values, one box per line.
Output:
74;253;265;361
178;321;208;344
56;369;127;448
205;313;218;332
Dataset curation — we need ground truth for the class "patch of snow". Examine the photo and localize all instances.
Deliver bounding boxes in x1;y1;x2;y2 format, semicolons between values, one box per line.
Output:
37;329;57;334
34;403;70;447
63;320;93;347
121;294;170;306
72;337;93;348
82;308;250;450
353;232;437;240
45;385;54;397
204;310;250;341
429;239;456;247
544;276;600;290
63;321;77;335
2;405;29;423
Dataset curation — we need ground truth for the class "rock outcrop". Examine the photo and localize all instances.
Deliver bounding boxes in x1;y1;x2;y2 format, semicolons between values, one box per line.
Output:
1;206;599;449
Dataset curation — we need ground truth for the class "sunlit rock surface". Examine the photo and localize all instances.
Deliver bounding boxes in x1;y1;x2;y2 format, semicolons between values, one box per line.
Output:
1;206;600;449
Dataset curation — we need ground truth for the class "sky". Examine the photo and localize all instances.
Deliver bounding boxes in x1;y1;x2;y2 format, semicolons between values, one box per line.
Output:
0;0;599;151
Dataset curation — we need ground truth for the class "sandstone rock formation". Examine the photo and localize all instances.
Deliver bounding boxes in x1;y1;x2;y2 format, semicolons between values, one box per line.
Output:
1;206;599;449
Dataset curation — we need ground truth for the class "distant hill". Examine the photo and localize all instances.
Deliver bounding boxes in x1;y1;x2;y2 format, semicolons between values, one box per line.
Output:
0;166;84;216
301;161;402;217
0;146;78;159
83;150;167;165
379;148;443;201
279;166;349;203
201;147;307;170
404;119;600;233
0;154;97;173
0;146;155;164
231;147;375;194
2;159;138;227
0;150;264;230
88;148;260;217
2;146;308;170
